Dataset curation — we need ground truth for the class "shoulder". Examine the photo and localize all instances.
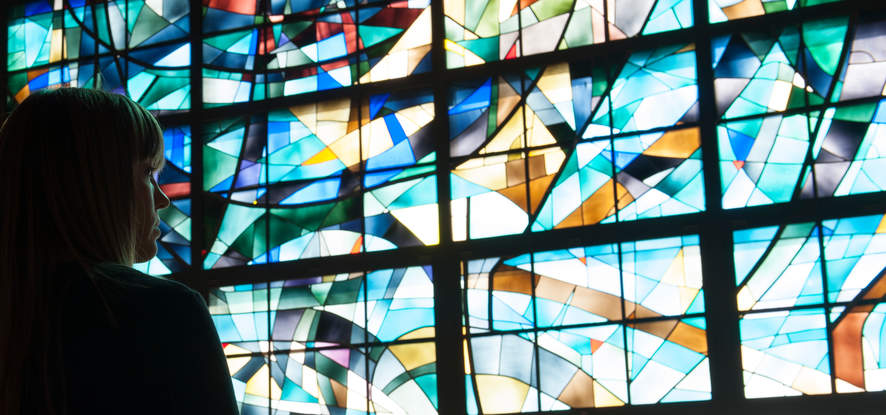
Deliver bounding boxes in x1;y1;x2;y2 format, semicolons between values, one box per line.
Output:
87;263;206;316
92;263;199;296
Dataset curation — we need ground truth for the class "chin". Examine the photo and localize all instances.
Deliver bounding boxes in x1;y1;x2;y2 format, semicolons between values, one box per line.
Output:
134;245;158;264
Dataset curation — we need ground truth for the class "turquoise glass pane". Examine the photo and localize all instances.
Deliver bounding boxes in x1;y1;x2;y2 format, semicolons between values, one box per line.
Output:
7;0;190;108
366;341;439;413
537;325;630;408
711;17;873;119
612;129;705;221
202;93;438;268
7;0;188;71
200;0;430;106
462;235;704;333
530;139;615;231
211;266;437;412
7;48;191;111
273;348;371;413
449;46;700;240
465;319;709;410
444;0;693;69
720;101;886;208
712;27;807;119
530;127;703;232
626;318;710;403
621;235;705;318
463;255;537;332
225;345;438;414
202;115;267;194
590;45;698;138
821;214;886;303
719;113;811;208
733;222;824;311
7;1;97;71
740;308;832;397
209;282;271;354
211;265;434;348
364;174;439;251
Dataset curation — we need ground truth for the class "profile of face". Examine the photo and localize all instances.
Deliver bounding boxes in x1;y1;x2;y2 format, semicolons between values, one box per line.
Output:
133;158;171;264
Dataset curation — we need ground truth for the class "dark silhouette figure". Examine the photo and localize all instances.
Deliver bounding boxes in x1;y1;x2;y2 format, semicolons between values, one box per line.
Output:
0;88;239;414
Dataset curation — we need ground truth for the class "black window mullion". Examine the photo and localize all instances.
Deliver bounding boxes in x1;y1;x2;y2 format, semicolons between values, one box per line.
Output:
189;0;207;299
693;0;744;406
431;0;465;413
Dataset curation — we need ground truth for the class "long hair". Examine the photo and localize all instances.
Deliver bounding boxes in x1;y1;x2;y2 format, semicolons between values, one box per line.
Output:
0;88;164;414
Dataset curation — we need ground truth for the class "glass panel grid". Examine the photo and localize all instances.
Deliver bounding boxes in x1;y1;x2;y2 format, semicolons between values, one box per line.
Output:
449;43;703;241
713;16;886;208
202;90;438;269
735;213;886;397
462;234;710;411
201;0;432;106
720;99;886;208
210;265;438;412
708;0;844;24
5;0;886;411
444;0;694;69
712;16;886;122
7;0;191;110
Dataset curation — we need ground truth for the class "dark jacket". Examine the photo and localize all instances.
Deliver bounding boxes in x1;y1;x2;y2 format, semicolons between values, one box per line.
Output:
57;263;239;414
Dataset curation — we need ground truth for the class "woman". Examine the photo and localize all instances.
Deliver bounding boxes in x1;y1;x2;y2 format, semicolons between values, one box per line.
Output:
0;88;238;414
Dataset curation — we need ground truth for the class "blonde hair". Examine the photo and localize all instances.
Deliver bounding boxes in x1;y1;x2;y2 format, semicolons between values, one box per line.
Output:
0;88;164;414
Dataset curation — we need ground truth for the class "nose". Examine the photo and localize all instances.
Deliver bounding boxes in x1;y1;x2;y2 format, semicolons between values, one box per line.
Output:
153;177;171;210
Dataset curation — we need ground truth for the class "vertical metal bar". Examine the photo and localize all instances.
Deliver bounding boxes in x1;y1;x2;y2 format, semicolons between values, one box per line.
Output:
431;0;466;413
189;0;207;299
693;0;744;406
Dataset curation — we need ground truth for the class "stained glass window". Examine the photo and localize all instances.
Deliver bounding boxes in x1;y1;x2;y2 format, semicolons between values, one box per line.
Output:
444;0;694;68
449;43;703;240
462;235;709;411
209;265;437;412
5;0;886;413
7;0;191;111
202;89;437;268
716;16;886;208
734;213;886;397
202;0;431;106
708;0;843;23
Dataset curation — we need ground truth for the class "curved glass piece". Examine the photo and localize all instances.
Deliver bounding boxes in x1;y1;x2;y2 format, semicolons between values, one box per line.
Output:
210;266;437;413
740;308;831;397
202;90;437;268
7;0;191;110
708;0;843;23
201;0;431;106
444;0;693;69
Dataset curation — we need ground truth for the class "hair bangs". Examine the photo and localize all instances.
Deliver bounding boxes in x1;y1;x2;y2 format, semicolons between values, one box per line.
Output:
122;95;165;172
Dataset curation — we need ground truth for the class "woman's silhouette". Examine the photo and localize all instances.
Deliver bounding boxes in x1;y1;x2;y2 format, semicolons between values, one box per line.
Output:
0;88;238;414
